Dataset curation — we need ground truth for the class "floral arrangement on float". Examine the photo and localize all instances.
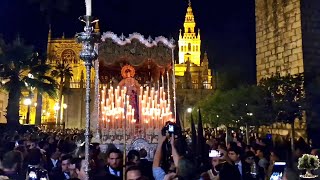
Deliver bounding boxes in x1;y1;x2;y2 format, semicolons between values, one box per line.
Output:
298;154;320;178
154;128;161;136
109;129;115;136
116;128;124;136
146;128;154;136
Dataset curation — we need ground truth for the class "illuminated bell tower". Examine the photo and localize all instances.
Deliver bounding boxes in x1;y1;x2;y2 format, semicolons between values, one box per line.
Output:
178;0;201;65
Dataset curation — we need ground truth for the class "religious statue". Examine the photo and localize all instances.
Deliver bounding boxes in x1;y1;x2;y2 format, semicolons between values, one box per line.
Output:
118;65;141;122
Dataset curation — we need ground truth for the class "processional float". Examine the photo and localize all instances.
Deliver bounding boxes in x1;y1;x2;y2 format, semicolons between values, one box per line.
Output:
94;32;176;153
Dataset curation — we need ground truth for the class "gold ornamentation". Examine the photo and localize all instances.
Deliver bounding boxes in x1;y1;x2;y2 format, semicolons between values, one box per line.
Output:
121;65;135;78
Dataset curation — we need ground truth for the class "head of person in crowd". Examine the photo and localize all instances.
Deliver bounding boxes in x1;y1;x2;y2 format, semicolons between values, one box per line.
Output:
26;148;42;166
210;149;225;169
244;151;255;165
69;158;82;178
61;155;72;173
75;158;86;180
26;139;37;150
139;149;147;159
228;146;241;163
14;145;27;158
127;150;140;166
47;136;55;144
176;157;197;180
1;151;23;173
245;145;252;153
40;140;51;152
227;141;237;150
269;150;280;163
47;147;61;161
126;165;142;180
256;147;265;159
107;148;123;170
218;143;227;151
250;145;258;154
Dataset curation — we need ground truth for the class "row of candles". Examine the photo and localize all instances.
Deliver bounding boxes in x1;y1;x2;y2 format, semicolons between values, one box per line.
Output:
100;83;174;136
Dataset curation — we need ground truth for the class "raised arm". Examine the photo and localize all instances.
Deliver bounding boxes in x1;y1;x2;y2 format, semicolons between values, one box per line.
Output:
170;136;180;167
153;134;167;168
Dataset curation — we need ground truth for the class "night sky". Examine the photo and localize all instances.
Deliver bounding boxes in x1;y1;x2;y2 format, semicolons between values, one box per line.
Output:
0;0;256;84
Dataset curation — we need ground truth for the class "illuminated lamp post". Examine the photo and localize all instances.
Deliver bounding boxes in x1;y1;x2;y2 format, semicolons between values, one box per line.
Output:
54;103;60;126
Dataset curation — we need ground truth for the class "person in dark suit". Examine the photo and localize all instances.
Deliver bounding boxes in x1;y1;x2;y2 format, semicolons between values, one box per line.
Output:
44;148;61;172
70;158;120;180
105;148;123;178
50;154;72;180
219;146;255;180
139;148;153;180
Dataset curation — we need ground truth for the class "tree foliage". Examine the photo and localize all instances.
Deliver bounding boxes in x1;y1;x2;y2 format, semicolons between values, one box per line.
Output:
258;73;305;123
197;85;276;127
197;73;304;128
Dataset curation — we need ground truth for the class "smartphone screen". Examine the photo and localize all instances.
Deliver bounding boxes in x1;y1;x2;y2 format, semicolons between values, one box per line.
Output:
168;125;174;132
269;162;286;180
209;150;221;158
28;171;37;180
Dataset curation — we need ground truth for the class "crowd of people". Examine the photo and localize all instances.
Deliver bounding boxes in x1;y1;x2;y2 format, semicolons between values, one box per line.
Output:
0;126;318;180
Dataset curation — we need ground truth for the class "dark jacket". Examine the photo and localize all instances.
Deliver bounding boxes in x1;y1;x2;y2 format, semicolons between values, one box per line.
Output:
139;159;154;180
219;161;255;180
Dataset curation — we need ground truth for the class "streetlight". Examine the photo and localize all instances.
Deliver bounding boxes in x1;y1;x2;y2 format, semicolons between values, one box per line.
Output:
63;104;68;109
23;98;32;124
187;107;192;113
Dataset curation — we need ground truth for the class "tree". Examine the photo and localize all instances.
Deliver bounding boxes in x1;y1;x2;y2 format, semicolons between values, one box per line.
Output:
198;86;271;128
28;54;57;126
0;37;57;127
259;73;305;151
51;62;73;124
198;89;233;126
0;37;34;126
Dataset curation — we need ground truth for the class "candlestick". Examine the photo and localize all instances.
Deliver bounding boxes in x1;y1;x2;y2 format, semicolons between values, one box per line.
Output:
85;0;92;16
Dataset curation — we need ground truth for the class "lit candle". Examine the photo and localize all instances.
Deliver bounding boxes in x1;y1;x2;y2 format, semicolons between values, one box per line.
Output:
146;87;149;96
162;75;164;88
150;88;154;101
160;87;163;100
167;71;170;96
85;0;92;16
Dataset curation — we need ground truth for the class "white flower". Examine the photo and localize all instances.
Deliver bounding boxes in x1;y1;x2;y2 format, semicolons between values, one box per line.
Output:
298;154;320;170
